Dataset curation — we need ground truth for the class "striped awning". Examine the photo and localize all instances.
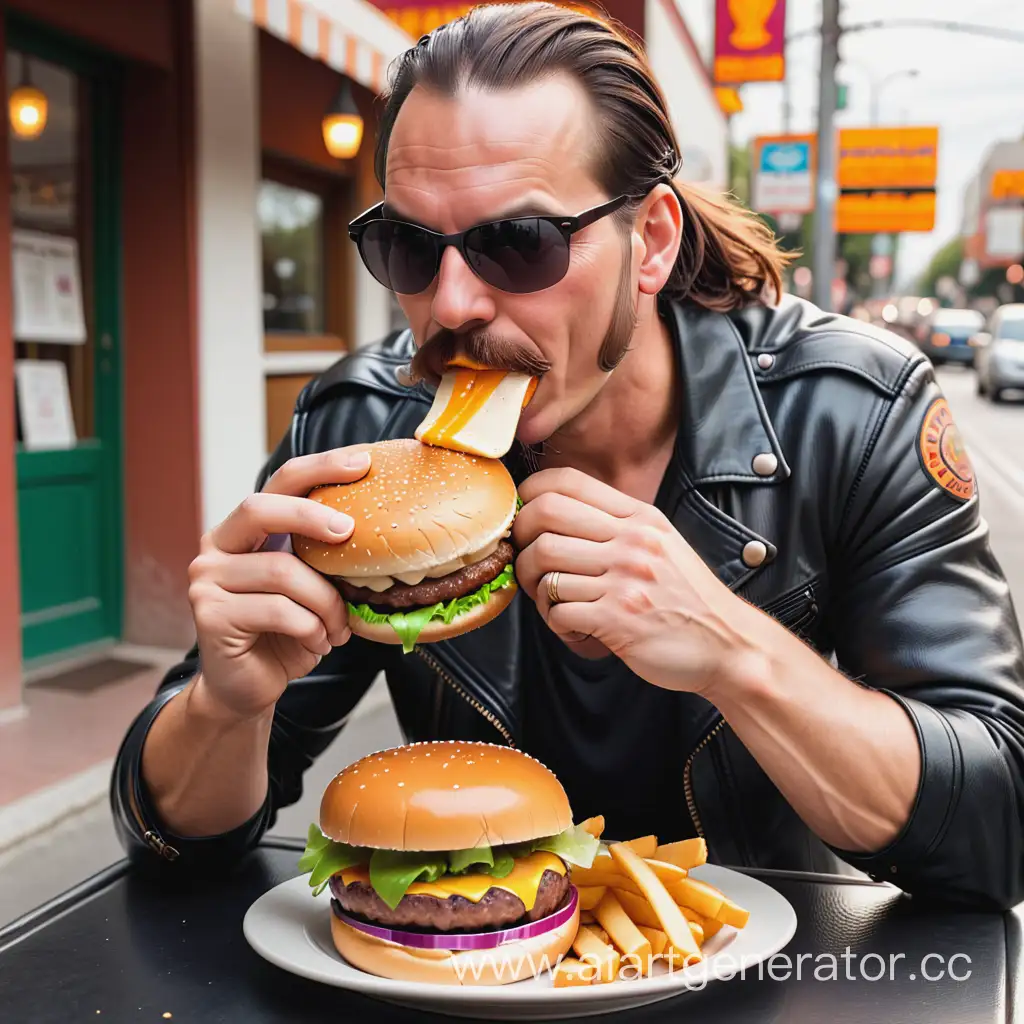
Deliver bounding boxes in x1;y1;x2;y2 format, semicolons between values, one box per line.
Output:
234;0;415;94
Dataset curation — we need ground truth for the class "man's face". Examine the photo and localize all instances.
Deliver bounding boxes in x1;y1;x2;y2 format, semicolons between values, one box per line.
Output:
384;75;637;446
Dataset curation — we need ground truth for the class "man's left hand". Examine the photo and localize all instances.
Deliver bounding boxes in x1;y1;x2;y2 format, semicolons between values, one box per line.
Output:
513;468;755;695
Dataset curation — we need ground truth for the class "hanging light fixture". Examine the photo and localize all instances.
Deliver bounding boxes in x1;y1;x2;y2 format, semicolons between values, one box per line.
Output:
322;79;363;160
9;53;48;140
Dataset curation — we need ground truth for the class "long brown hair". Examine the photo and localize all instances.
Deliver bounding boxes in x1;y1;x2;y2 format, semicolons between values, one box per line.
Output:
374;2;793;313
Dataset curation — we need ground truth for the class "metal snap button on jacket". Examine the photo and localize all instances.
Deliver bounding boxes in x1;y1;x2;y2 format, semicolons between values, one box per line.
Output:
752;452;778;476
742;540;768;567
757;353;775;370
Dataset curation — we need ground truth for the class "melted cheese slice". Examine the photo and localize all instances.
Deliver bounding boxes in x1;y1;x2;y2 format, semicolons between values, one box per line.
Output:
339;851;565;913
415;368;536;459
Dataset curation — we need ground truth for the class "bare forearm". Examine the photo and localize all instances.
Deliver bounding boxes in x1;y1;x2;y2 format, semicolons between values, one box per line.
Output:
140;673;275;838
712;608;921;853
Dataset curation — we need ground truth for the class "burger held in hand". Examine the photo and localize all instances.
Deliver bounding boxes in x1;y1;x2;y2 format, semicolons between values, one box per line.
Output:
298;741;599;985
292;438;520;652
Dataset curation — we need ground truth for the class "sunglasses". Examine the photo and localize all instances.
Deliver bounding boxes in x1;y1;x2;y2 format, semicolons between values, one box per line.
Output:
348;195;629;295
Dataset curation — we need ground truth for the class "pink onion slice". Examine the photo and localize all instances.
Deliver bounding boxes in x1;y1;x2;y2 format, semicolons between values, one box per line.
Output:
332;885;579;950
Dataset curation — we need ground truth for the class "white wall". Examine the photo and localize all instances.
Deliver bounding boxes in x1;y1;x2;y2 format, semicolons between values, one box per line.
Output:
645;0;728;191
195;0;266;531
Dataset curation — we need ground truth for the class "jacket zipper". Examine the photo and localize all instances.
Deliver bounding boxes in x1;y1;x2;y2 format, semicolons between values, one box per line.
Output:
128;780;179;861
414;646;516;747
683;718;727;838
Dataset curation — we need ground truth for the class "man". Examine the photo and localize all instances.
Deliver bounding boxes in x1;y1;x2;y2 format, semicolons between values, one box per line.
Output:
112;2;1024;910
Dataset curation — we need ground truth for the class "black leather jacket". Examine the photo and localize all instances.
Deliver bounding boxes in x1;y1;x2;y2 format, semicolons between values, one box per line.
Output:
111;295;1024;911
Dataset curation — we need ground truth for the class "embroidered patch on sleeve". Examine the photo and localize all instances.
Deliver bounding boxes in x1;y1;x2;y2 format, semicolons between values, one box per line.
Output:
918;397;975;500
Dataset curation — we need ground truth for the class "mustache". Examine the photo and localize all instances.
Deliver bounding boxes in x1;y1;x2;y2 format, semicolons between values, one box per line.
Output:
404;329;552;387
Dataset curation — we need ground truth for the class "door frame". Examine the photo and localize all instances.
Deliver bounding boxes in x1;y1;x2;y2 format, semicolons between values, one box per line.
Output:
8;14;124;662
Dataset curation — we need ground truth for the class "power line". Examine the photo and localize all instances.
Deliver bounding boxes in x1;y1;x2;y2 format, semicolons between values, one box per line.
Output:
843;18;1024;45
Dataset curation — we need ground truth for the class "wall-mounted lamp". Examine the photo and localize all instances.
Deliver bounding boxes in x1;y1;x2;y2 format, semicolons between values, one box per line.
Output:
9;53;48;140
322;80;363;160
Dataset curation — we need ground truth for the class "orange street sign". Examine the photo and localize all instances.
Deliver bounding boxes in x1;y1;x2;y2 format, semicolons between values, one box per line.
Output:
837;127;939;190
991;169;1024;202
836;191;936;234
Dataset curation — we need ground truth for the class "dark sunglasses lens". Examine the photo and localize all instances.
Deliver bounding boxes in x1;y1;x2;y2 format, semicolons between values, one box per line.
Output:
464;218;569;293
359;220;439;294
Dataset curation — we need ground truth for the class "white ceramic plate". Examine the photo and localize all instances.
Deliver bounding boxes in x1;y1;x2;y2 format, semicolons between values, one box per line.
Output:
243;864;797;1020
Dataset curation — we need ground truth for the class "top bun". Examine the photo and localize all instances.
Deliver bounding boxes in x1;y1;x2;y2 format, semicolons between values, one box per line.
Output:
320;741;574;851
292;438;518;579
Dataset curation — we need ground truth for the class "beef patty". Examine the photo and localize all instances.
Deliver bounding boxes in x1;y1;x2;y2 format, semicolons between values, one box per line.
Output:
330;868;569;933
335;540;514;610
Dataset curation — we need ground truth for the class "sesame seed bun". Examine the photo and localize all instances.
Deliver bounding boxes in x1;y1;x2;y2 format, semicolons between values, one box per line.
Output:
318;741;573;851
292;438;518;580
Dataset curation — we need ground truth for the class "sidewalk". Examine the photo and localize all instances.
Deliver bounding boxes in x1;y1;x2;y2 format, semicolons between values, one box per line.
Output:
0;650;400;928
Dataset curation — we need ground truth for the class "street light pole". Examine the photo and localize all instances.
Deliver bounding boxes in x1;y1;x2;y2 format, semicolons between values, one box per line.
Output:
812;0;841;311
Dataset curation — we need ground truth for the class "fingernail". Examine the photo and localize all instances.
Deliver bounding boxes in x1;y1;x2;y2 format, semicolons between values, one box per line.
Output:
343;451;370;469
328;512;353;535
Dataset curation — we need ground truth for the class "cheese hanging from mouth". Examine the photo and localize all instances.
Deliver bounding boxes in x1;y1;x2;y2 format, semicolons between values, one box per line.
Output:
415;367;537;458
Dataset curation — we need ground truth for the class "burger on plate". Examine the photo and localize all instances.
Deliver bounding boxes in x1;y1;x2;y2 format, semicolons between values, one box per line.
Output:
297;741;600;985
292;438;519;652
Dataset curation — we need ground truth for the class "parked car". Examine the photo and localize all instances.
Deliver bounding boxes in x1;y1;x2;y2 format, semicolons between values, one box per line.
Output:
916;307;986;366
974;304;1024;402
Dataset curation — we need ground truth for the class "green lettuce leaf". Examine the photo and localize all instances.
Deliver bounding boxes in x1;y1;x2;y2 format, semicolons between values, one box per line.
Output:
448;845;494;875
347;563;516;654
530;824;601;868
298;825;370;896
488;848;517;878
369;849;449;910
445;845;517;878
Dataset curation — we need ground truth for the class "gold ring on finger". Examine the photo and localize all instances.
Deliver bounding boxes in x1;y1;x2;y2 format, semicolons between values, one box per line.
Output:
547;571;561;605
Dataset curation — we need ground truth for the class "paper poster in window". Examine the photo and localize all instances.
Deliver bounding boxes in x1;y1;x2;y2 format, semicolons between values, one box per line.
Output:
11;229;87;344
14;359;77;450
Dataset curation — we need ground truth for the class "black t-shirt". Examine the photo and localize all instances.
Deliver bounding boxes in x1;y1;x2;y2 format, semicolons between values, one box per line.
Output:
517;440;720;845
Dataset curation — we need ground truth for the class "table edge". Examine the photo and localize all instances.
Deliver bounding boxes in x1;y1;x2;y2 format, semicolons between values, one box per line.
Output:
0;859;130;950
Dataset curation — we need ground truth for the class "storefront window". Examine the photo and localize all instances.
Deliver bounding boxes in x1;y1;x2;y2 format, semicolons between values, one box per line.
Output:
259;179;325;334
8;51;93;443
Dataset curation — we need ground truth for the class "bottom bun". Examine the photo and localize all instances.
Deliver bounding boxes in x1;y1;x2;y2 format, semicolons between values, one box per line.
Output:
330;897;580;986
347;582;518;646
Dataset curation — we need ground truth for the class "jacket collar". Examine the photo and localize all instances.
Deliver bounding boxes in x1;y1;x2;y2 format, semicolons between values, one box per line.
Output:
663;298;791;487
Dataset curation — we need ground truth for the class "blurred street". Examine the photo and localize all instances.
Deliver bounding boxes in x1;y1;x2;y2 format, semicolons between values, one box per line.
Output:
935;367;1024;604
1;365;1021;931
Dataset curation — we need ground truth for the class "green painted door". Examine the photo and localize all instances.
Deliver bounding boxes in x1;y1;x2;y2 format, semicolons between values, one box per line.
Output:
9;22;123;664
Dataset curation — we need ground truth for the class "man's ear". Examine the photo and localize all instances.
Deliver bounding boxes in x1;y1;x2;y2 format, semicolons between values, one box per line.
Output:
635;184;683;296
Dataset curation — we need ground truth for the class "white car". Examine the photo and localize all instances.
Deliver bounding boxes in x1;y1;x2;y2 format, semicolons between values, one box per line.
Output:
974;304;1024;402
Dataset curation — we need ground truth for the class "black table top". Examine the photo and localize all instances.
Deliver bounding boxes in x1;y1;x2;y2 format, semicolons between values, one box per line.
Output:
0;838;1017;1024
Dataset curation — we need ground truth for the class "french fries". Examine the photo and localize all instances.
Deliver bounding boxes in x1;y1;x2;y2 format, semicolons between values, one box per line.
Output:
623;834;658;858
572;924;620;983
654;837;708;870
609;843;703;965
559;825;748;988
553;957;595;987
593;891;652;974
577;885;607;911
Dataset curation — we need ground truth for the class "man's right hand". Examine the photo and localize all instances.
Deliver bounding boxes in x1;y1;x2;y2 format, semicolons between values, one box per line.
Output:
186;447;372;721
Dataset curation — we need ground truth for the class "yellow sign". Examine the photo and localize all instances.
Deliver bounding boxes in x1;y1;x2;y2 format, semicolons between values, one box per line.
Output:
836;191;936;234
837;127;939;190
714;87;744;115
991;169;1024;202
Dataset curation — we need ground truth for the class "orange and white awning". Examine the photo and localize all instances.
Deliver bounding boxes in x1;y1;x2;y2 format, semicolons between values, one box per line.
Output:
234;0;415;94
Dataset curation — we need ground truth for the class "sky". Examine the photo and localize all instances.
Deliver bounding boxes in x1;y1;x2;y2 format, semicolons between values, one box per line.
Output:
675;0;1024;289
